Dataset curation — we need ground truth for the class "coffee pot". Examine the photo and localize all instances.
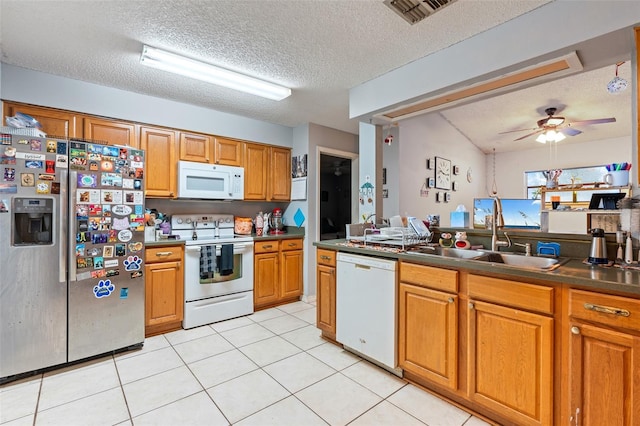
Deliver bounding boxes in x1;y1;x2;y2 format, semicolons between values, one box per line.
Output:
269;208;285;234
587;228;609;265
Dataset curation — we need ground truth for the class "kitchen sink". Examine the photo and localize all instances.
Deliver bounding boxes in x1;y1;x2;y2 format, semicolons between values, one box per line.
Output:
475;252;569;271
406;247;487;260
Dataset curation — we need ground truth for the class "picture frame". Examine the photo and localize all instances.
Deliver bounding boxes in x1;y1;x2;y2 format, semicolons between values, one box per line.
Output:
427;177;435;188
452;181;458;191
435;156;452;190
435;192;442;202
453;165;460;175
382;189;388;198
445;192;451;202
426;158;433;170
382;168;387;185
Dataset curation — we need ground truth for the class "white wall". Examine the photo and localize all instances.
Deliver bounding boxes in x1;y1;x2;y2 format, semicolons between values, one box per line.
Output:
382;126;400;218
492;136;632;198
0;64;293;147
397;113;486;226
284;123;358;299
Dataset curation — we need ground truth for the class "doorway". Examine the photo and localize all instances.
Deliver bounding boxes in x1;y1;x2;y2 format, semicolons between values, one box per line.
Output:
319;153;352;240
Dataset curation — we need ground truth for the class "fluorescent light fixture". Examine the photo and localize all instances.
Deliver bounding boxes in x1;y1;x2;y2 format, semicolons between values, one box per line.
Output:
140;45;292;101
536;129;566;143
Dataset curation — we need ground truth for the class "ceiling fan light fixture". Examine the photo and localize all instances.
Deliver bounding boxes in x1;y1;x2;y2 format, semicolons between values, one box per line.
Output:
536;129;566;143
140;45;292;101
607;62;628;95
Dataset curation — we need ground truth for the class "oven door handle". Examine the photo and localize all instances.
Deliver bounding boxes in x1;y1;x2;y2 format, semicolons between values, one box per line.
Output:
185;243;252;253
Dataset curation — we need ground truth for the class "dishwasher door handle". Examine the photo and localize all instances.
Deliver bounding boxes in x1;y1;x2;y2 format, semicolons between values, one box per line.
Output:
355;264;371;270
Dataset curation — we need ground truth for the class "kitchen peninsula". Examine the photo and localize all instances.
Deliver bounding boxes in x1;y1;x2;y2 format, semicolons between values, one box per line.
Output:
314;237;640;426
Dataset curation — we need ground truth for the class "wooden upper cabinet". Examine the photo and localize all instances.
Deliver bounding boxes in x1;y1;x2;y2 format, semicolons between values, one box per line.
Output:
214;137;243;166
179;132;213;163
244;143;269;200
268;147;291;201
83;117;139;147
140;126;177;198
2;102;80;138
636;27;639;185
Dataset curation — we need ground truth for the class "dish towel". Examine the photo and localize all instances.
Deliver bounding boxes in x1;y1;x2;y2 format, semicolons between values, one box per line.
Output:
200;245;216;280
220;244;234;276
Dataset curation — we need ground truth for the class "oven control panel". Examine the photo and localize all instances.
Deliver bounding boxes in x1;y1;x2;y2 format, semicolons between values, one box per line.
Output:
172;214;234;230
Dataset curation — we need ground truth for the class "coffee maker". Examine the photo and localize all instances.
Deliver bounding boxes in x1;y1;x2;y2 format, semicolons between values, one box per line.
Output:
268;208;285;234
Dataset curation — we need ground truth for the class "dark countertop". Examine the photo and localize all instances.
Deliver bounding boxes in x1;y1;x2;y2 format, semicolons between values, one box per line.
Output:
145;227;305;247
314;239;640;297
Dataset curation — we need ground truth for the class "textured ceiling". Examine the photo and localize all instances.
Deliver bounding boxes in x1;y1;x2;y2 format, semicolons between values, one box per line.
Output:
0;0;633;153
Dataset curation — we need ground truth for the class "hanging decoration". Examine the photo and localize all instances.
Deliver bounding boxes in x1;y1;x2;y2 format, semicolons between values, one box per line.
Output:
607;62;628;94
490;148;498;196
359;176;374;204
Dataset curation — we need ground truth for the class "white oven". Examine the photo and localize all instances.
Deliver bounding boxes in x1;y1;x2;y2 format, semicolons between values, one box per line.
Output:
171;214;254;329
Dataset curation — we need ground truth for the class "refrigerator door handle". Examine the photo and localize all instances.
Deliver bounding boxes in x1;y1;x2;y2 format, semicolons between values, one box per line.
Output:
67;169;77;282
60;169;69;283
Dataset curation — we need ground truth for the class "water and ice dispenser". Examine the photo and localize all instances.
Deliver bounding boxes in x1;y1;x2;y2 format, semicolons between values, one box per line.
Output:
12;197;54;245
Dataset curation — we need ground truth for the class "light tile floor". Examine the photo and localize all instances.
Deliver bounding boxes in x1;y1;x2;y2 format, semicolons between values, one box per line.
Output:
1;300;491;426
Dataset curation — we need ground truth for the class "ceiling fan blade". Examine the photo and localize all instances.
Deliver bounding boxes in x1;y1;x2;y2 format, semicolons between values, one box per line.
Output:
514;129;543;141
498;127;537;135
561;127;582;137
569;117;616;126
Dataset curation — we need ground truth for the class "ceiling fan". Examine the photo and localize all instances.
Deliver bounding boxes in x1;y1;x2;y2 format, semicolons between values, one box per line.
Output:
500;107;616;142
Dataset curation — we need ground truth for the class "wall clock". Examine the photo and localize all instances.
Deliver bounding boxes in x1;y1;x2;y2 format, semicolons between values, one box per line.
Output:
435;156;451;190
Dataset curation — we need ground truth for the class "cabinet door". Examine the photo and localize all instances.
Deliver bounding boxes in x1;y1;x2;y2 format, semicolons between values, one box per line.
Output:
140;126;177;198
468;300;553;426
179;132;213;163
399;283;458;390
254;252;279;309
317;264;336;337
3;102;80;138
83;117;138;147
214;137;243;166
569;321;640;426
244;143;268;200
269;147;291;201
145;261;184;327
280;249;303;300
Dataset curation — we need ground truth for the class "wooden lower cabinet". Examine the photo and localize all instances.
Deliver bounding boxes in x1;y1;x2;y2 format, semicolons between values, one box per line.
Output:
254;238;303;310
316;249;336;340
565;289;640;426
398;263;458;390
144;245;184;336
467;274;554;426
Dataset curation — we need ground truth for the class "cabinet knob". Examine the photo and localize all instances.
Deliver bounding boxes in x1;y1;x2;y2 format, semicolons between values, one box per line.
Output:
448;297;454;304
571;326;580;335
468;302;475;310
205;158;209;162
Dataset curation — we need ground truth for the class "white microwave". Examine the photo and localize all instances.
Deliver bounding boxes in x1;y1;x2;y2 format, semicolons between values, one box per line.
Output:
177;161;244;200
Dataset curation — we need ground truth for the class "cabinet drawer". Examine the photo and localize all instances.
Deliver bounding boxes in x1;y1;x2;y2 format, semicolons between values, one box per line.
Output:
281;238;303;251
400;262;458;293
254;240;279;253
569;289;640;331
145;245;183;263
468;274;554;315
317;249;336;267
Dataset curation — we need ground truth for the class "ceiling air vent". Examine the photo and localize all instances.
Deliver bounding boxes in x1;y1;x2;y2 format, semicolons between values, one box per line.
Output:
384;0;456;25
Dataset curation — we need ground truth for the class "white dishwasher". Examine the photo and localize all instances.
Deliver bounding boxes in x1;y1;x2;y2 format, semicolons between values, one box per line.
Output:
336;252;401;376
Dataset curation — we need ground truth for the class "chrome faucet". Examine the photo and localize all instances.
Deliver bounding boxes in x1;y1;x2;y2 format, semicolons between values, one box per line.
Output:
491;196;511;251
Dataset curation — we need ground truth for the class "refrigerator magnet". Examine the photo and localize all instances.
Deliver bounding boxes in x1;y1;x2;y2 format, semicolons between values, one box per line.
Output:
123;255;142;271
93;279;115;298
120;288;129;299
